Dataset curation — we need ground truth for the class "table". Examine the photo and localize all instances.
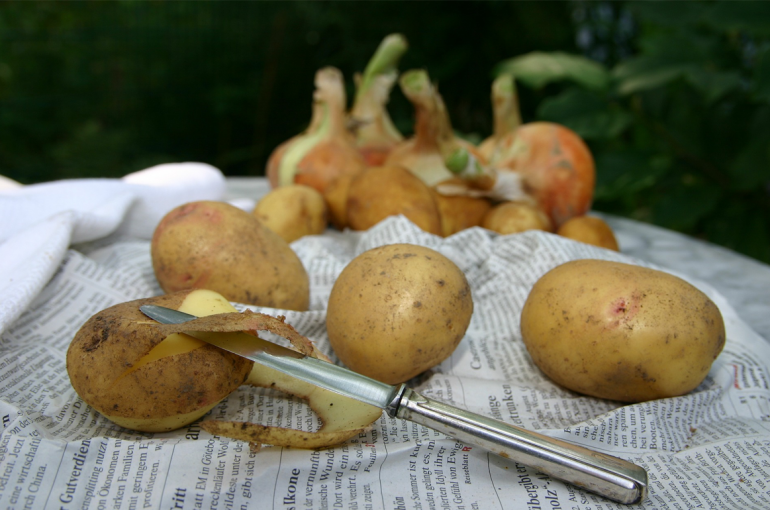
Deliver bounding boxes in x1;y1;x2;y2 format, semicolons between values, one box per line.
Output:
224;177;770;344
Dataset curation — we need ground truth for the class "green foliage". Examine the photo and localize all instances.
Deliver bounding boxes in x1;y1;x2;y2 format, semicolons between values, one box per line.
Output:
0;1;575;182
1;1;768;263
504;1;770;263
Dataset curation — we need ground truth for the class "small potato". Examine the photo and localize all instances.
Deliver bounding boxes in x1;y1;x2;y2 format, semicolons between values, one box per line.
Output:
346;166;442;235
323;174;355;230
327;244;473;384
253;184;328;243
152;200;309;311
520;259;726;402
66;290;254;432
434;193;493;237
482;201;552;235
557;215;619;251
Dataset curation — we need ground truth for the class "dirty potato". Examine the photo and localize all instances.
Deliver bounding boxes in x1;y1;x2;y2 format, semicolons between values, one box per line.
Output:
66;290;253;432
346;166;442;235
326;243;473;384
151;200;309;311
482;201;552;235
434;193;493;237
520;259;726;402
557;215;619;251
253;184;328;243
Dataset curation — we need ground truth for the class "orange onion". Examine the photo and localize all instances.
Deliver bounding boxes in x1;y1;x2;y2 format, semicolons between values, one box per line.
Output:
266;67;366;194
489;121;595;228
446;74;595;228
348;34;408;167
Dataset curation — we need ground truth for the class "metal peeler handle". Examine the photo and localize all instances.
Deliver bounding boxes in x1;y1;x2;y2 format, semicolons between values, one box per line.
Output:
389;387;648;505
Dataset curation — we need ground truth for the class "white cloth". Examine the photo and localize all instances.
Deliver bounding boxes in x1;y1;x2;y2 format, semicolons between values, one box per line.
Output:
0;162;226;334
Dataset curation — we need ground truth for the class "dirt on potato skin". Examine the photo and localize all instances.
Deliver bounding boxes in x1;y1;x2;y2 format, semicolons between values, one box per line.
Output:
66;292;253;422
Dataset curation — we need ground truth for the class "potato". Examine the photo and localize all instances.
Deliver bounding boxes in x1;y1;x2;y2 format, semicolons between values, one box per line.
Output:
482;201;553;235
434;193;492;237
68;289;382;443
323;174;355;230
346;166;442;235
152;200;309;311
520;259;726;402
557;215;619;251
253;184;328;243
66;290;253;432
327;244;473;384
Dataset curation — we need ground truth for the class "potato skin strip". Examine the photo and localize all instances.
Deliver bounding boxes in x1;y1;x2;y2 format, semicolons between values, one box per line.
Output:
150;311;326;359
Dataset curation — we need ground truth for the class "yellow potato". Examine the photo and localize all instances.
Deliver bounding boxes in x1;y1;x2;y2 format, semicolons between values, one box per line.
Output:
323;174;355;230
346;166;442;235
152;200;309;311
327;243;473;384
557;215;619;251
66;290;253;432
253;184;328;243
520;259;726;402
433;193;492;237
482;201;552;235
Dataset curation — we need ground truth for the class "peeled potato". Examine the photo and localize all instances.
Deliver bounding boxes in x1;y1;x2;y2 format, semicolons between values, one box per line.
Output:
327;243;473;384
253;184;328;243
152;200;309;311
346;165;442;235
557;215;619;251
520;259;726;402
482;201;552;235
67;289;382;444
66;290;253;432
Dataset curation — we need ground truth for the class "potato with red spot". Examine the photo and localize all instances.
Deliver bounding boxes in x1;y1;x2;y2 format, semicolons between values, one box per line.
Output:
326;243;473;384
151;200;309;311
520;259;726;402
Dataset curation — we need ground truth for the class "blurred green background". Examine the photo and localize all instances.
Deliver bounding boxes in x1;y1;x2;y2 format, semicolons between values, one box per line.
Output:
2;1;769;263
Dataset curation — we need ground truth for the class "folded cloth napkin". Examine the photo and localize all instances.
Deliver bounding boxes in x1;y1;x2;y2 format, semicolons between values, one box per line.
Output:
0;162;226;334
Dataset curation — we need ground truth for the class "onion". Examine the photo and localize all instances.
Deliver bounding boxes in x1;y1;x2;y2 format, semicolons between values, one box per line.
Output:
385;69;482;190
478;74;522;161
489;121;595;228
266;67;366;194
446;74;595;228
349;34;408;167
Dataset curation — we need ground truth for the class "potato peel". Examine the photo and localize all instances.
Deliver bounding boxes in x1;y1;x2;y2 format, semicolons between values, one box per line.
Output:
148;310;382;448
199;422;368;450
151;310;327;359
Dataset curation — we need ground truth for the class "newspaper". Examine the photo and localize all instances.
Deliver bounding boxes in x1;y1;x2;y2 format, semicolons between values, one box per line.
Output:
1;215;769;510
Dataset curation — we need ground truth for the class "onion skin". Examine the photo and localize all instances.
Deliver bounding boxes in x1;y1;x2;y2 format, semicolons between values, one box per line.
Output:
349;34;407;167
386;69;483;190
478;74;521;162
490;122;595;229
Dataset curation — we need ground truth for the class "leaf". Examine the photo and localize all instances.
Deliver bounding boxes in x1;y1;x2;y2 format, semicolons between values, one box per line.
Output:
727;136;770;191
703;201;770;264
683;68;741;104
613;57;694;95
652;184;722;231
494;51;610;91
701;3;770;38
593;150;668;201
629;2;706;28
752;47;770;104
538;88;632;140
